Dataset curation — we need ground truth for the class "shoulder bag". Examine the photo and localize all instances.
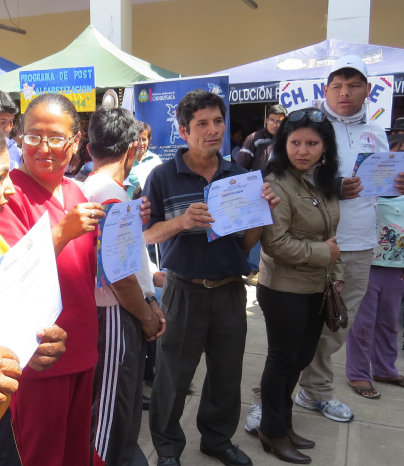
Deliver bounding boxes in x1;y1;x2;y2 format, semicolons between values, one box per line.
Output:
301;179;348;332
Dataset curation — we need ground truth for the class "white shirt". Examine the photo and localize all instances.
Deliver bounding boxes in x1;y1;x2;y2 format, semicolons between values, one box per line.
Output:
81;172;155;307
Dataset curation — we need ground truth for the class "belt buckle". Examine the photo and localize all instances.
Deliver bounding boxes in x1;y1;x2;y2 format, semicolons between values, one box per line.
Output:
202;279;214;289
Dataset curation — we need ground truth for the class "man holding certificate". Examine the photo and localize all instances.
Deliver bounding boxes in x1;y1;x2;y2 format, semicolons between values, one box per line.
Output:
81;107;166;466
143;90;279;466
295;56;404;422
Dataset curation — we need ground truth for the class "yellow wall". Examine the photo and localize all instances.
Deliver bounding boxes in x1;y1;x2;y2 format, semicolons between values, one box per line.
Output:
0;0;402;75
0;10;89;66
131;0;328;75
370;0;404;48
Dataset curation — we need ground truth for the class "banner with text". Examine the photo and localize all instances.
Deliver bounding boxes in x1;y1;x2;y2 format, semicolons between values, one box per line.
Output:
19;67;96;113
134;75;230;162
279;76;394;130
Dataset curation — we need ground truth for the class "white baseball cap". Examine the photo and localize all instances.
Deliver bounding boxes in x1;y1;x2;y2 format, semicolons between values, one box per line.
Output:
329;55;368;78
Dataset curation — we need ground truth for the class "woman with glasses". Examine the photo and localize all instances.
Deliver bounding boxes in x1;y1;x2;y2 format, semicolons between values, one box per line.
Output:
256;108;343;464
0;93;106;466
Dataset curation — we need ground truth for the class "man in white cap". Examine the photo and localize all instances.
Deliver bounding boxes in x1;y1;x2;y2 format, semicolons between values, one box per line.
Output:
293;55;404;421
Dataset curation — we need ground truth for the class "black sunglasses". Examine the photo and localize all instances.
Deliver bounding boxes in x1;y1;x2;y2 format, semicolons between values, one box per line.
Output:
288;109;326;123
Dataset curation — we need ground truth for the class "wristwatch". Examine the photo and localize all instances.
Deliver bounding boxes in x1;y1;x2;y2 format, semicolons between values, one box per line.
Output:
145;296;157;305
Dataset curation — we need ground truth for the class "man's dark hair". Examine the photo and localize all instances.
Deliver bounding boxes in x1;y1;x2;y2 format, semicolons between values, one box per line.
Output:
177;89;226;132
327;67;367;86
266;108;339;199
0;91;18;115
266;104;287;116
88;107;141;160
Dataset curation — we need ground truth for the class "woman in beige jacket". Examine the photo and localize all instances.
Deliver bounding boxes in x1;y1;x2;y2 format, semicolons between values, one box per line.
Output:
256;108;343;464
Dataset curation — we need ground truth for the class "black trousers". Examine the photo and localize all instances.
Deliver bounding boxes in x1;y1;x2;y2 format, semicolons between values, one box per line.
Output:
257;285;324;438
149;273;247;457
0;409;21;466
91;305;147;466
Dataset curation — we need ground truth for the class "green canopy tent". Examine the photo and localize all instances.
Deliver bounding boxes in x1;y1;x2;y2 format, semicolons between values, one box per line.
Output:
0;24;178;97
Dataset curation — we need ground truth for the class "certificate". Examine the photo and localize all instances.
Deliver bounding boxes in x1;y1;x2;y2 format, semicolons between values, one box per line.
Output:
0;212;62;368
204;170;273;242
97;199;143;287
352;152;404;197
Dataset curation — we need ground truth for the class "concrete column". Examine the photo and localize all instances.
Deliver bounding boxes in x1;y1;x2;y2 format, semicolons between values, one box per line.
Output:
90;0;132;53
327;0;371;44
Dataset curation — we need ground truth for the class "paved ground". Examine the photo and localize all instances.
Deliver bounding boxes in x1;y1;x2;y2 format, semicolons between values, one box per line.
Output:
139;284;404;466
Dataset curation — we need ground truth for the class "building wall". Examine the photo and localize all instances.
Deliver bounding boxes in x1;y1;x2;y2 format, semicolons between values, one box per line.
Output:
0;10;89;67
0;0;402;75
130;0;328;75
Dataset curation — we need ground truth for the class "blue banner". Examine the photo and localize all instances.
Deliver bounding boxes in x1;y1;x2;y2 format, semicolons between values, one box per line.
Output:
134;75;230;162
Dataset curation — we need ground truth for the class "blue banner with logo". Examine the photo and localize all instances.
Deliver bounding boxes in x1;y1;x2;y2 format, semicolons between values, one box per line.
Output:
134;75;230;162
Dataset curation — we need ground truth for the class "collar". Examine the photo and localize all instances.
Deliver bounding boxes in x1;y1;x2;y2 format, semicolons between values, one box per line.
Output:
322;101;367;125
174;147;232;176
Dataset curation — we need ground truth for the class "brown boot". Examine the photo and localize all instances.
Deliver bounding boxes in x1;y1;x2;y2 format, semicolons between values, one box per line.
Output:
258;430;311;464
287;428;315;449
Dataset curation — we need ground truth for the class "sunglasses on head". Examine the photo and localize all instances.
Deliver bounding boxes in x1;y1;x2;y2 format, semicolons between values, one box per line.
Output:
288;109;326;123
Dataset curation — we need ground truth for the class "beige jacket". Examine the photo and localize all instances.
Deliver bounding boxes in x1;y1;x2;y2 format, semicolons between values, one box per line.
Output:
259;167;343;294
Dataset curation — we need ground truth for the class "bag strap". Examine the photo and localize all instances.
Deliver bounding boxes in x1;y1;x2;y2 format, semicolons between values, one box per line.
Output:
301;177;333;278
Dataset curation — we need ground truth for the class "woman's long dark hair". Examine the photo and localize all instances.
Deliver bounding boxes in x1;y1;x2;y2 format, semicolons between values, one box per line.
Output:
264;108;339;199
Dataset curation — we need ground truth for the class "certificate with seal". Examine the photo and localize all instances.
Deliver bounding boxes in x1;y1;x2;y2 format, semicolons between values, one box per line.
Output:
204;170;273;242
0;212;62;368
352;152;404;197
97;199;143;287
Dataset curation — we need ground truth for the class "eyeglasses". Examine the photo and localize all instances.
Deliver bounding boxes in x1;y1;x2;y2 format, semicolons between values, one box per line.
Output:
22;134;76;149
288;109;326;123
267;117;283;126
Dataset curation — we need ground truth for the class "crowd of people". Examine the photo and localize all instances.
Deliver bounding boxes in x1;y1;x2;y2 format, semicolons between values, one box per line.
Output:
0;53;403;466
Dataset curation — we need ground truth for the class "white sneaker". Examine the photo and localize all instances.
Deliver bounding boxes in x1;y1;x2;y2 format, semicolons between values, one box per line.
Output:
295;389;354;422
244;404;261;436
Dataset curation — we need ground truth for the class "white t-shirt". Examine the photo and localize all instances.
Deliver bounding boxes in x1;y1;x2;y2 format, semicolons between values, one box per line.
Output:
81;172;155;307
331;118;389;251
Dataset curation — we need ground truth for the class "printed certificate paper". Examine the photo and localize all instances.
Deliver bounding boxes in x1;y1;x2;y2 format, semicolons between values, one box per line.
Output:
352;152;404;197
0;212;62;368
97;199;143;287
204;170;273;242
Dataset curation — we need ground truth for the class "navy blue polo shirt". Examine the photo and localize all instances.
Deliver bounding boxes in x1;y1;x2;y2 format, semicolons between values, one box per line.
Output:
143;148;251;279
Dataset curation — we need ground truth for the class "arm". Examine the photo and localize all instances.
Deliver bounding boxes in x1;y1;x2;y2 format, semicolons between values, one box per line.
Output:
340;176;363;199
27;325;67;371
261;180;334;267
394;172;404;194
110;274;162;340
143;202;214;244
236;133;255;170
243;181;280;252
52;202;105;256
0;347;21;403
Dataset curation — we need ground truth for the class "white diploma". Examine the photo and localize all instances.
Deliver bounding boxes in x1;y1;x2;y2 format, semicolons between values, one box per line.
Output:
0;212;62;368
352;152;404;197
97;199;143;287
204;170;273;242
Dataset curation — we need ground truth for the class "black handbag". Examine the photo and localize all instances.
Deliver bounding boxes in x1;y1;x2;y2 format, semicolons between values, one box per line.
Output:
301;179;348;331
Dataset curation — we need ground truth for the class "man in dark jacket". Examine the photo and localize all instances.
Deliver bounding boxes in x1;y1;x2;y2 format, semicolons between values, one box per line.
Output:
237;104;287;171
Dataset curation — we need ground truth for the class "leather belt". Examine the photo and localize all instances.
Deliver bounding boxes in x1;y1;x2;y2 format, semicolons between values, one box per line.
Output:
169;271;243;289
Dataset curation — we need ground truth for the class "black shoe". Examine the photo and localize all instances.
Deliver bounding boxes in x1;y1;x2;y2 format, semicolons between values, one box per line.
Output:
157;456;181;466
200;444;252;466
142;395;151;411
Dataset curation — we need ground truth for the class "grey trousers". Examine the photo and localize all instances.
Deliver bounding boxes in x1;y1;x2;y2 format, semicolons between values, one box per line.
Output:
298;249;373;401
149;273;247;457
